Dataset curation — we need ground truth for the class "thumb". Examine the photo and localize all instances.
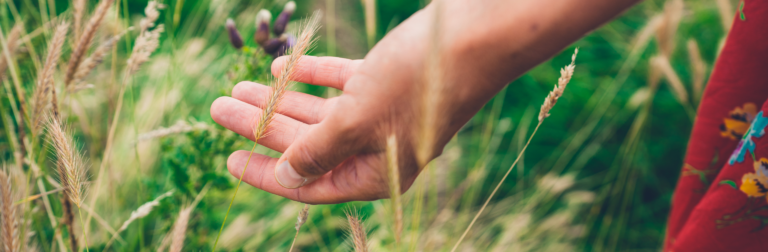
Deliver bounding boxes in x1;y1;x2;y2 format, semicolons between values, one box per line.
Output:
274;116;363;189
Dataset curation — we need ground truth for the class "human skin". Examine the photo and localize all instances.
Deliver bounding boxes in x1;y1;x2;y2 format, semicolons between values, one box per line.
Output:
211;0;642;204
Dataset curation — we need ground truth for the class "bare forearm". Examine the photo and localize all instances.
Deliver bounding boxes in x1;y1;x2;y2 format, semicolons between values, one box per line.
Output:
442;0;642;103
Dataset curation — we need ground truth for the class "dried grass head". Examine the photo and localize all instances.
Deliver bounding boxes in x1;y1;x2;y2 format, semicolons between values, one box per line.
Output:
45;116;89;207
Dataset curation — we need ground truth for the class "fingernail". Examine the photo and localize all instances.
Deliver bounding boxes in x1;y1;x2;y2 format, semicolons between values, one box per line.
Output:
275;161;307;189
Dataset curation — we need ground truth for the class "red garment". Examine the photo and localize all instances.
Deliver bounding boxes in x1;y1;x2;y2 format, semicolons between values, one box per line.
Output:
665;1;768;251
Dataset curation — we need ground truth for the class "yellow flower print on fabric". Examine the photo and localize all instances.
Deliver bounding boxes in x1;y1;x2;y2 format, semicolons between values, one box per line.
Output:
740;158;768;201
721;103;757;140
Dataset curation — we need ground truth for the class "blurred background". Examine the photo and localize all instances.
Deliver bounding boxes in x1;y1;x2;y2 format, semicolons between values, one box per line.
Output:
0;0;733;251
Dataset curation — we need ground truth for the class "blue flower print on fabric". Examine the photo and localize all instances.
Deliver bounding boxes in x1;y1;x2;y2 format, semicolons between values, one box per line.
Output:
729;111;768;165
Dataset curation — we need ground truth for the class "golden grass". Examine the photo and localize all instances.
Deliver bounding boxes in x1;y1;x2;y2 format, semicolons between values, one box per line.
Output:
71;33;123;88
85;0;164;231
212;12;321;251
1;167;20;252
64;0;113;88
452;48;579;252
288;204;311;252
687;39;707;103
31;22;68;132
386;134;403;246
345;210;368;252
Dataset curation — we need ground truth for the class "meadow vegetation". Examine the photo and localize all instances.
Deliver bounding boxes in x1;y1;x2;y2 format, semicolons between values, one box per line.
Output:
0;0;733;251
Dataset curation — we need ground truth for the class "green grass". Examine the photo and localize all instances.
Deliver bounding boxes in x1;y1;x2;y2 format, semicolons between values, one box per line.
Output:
0;0;731;251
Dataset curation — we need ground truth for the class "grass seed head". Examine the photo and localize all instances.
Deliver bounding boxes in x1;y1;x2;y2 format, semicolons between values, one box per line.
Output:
539;48;578;122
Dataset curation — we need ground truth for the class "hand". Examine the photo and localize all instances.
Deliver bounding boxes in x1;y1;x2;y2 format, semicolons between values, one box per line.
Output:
212;7;460;204
211;0;640;204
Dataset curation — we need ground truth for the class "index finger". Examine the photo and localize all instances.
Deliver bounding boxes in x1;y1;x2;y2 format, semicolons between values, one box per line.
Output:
271;56;363;90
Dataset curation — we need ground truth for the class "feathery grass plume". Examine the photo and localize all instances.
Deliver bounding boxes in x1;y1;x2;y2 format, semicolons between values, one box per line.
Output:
104;191;173;249
169;207;192;252
46;117;88;207
226;19;244;50
31;22;68;132
655;0;683;58
415;0;446;167
452;48;578;252
1;167;20;252
715;0;734;32
71;33;124;87
345;210;368;252
85;0;164;233
687;39;707;103
651;55;688;105
46;115;88;252
126;24;164;74
1;24;27;167
164;184;208;252
386;134;403;246
73;0;86;45
288;204;310;252
126;0;164;74
64;0;114;88
0;24;23;80
362;0;376;48
212;12;321;251
137;121;209;142
539;49;578;121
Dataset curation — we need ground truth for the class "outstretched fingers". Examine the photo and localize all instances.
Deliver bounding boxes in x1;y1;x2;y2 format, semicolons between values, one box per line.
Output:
271;56;363;90
232;81;334;124
211;96;307;153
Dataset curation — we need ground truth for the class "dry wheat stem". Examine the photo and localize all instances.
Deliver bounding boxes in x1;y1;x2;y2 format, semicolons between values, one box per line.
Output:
46;117;88;207
212;12;321;252
345;210;368;252
85;1;163;230
64;0;113;87
452;49;578;252
686;39;706;102
31;22;68;133
71;34;123;87
73;0;86;45
104;191;173;250
46;115;90;252
1;168;20;252
0;24;27;168
289;204;311;252
169;207;192;252
386;134;403;247
0;24;23;81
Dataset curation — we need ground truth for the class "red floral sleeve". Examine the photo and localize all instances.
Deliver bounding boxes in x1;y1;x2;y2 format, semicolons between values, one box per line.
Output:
665;1;768;251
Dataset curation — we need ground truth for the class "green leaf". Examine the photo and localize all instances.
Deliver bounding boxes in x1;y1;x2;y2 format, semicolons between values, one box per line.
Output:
719;180;738;189
739;0;746;21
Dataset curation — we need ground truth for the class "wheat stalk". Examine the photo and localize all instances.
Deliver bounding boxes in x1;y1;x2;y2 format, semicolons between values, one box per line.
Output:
64;0;113;88
345;210;368;252
104;191;173;250
288;204;311;252
73;0;86;45
45;115;90;251
71;33;124;88
451;48;578;252
1;167;20;252
85;0;164;231
168;207;192;252
0;24;23;81
46;117;89;207
31;22;68;133
212;12;321;251
1;24;26;167
386;134;403;247
686;39;707;103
